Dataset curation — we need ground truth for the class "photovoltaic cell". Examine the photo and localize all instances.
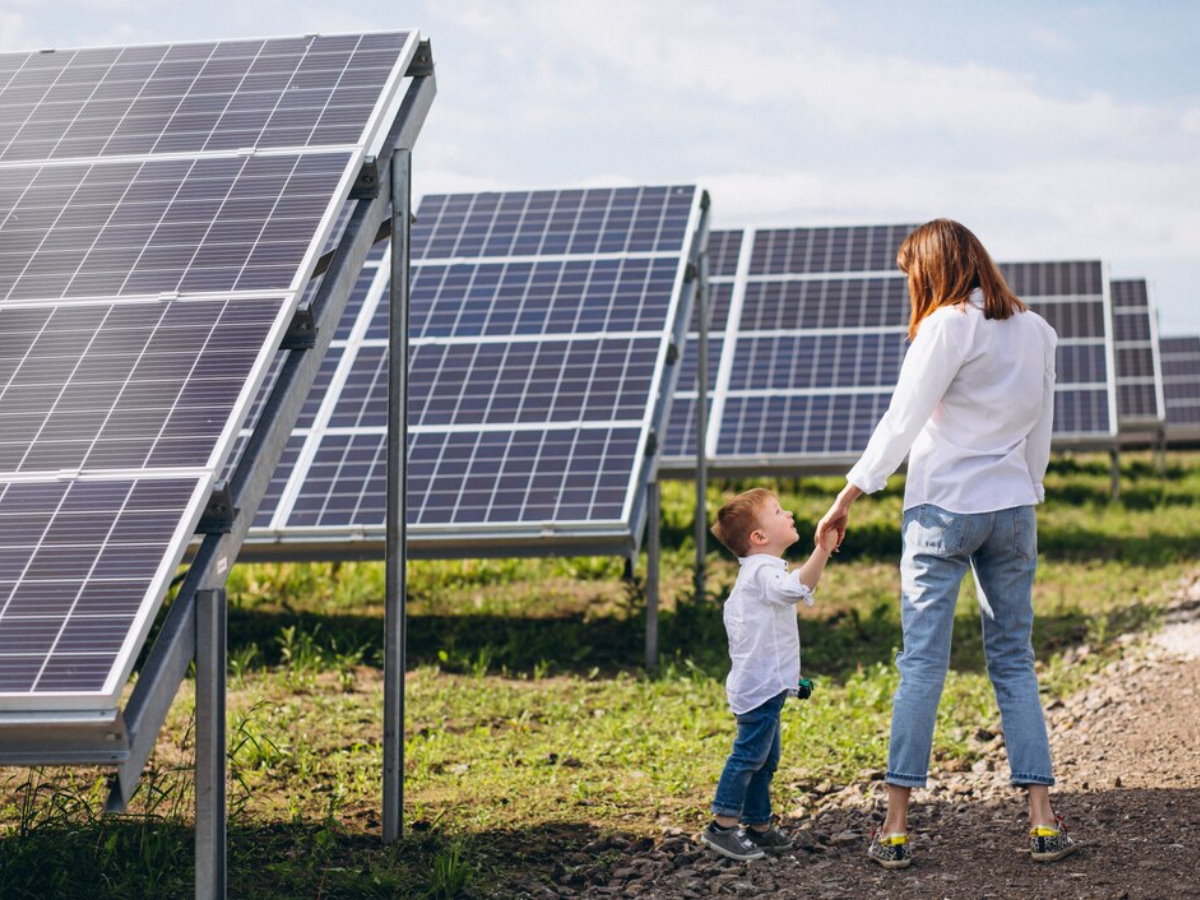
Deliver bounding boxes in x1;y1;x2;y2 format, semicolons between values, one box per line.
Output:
0;152;352;302
1160;335;1200;440
244;185;702;555
1107;278;1165;430
0;33;413;161
0;31;421;710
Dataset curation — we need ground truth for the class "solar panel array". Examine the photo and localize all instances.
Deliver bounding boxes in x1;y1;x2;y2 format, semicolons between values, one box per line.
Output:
243;185;704;558
1160;335;1200;442
663;226;1119;474
1109;278;1166;432
0;32;421;712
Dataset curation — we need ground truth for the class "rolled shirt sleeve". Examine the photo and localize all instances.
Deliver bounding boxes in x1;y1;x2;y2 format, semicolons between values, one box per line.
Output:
846;309;967;494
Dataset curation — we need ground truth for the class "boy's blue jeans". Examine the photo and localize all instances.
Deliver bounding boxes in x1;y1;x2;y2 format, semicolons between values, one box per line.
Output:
711;690;787;825
887;503;1055;788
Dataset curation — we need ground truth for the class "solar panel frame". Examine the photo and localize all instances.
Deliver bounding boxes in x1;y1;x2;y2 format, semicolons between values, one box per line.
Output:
241;185;707;559
0;31;423;713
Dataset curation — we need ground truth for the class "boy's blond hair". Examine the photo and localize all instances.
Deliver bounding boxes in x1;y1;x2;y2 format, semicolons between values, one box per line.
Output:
711;488;774;557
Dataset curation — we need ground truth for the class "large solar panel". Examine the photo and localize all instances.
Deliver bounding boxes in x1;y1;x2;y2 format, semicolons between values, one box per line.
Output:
1160;335;1200;443
1108;278;1166;433
0;32;422;712
243;185;706;558
662;226;1119;475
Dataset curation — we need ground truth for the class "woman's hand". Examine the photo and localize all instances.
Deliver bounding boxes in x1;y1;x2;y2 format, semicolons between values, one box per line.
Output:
815;485;863;551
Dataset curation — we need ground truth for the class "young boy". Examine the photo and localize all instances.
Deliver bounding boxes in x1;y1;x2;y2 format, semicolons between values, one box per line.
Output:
701;488;836;861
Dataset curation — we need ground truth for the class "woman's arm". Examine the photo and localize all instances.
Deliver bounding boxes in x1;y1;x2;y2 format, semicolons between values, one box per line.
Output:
816;482;862;550
844;311;967;494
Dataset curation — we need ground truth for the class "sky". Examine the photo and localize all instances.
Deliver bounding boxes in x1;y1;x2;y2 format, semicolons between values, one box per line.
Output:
3;0;1198;334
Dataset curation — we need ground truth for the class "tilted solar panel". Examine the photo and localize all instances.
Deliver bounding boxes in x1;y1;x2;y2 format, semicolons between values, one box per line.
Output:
1108;278;1166;432
0;31;422;712
243;185;706;558
1160;335;1200;442
661;226;1119;476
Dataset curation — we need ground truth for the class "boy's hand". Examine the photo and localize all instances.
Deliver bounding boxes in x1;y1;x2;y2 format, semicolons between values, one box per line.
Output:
815;526;839;554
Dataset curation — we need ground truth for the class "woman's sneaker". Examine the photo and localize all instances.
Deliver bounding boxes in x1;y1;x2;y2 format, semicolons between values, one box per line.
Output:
700;822;767;861
1030;816;1080;862
867;829;912;869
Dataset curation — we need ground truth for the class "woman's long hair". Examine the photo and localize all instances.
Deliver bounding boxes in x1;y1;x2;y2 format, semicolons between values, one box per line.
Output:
897;218;1026;340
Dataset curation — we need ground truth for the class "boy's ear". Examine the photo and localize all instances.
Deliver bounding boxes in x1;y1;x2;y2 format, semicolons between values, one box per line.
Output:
748;529;767;546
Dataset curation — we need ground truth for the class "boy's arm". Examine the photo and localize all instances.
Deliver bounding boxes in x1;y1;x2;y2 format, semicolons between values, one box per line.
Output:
795;532;836;592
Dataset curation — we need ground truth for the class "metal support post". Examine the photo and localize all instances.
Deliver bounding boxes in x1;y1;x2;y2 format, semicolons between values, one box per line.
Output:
194;588;227;900
645;480;661;670
383;147;412;845
1109;446;1121;500
693;243;710;601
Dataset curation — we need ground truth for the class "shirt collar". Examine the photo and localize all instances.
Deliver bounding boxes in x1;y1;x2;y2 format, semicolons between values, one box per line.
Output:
968;286;985;307
738;554;787;569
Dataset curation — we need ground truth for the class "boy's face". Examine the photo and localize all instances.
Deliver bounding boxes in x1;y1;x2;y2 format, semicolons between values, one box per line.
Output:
752;495;799;553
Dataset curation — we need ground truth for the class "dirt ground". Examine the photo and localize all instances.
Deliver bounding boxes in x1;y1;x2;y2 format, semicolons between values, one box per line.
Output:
532;578;1200;900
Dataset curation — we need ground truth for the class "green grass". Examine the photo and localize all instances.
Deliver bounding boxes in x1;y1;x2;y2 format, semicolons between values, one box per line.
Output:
0;451;1196;898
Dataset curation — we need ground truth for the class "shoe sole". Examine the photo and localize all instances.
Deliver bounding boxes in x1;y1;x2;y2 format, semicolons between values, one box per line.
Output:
700;834;766;861
869;855;912;869
1032;842;1080;862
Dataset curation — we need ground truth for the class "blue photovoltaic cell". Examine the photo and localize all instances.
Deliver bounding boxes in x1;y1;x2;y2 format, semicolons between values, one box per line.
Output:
0;33;414;161
405;258;680;338
0;297;284;473
0;30;420;707
749;224;913;275
0;152;352;302
1108;279;1164;428
413;186;695;259
246;185;701;547
0;476;204;696
1161;336;1200;436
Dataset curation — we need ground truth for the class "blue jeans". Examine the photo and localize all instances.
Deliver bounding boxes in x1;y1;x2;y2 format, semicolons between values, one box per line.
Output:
711;690;787;824
887;504;1054;788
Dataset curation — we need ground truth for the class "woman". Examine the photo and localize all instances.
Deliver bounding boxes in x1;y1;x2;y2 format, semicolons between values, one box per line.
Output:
816;218;1078;868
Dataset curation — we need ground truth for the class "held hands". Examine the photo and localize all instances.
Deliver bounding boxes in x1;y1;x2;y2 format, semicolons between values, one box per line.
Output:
815;485;862;553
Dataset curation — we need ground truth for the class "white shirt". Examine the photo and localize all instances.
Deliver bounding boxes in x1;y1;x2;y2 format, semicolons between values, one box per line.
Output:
723;554;814;715
846;289;1057;512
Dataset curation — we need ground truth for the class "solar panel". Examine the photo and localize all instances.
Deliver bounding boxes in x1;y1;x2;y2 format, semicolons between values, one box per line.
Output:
1160;335;1200;442
243;185;706;558
1108;278;1166;432
0;31;422;713
662;226;1119;475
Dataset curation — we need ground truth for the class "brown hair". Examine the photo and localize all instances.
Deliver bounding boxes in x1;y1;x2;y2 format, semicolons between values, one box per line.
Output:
897;218;1026;340
710;488;773;557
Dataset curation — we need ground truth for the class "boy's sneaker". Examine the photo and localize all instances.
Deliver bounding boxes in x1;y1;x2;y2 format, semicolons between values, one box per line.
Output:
867;828;912;869
744;824;793;853
1030;816;1079;862
700;822;767;861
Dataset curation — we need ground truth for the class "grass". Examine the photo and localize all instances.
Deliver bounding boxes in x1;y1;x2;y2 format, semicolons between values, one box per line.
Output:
0;450;1196;898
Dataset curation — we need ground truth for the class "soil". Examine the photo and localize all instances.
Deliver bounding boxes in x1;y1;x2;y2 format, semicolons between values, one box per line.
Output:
523;574;1200;900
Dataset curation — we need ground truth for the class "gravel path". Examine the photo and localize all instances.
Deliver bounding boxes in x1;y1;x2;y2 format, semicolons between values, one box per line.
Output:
528;573;1200;900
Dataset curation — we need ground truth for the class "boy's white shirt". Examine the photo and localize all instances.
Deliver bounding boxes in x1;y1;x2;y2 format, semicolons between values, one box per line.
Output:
723;554;814;715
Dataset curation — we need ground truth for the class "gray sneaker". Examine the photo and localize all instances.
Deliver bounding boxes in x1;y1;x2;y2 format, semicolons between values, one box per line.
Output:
700;822;767;861
744;825;792;853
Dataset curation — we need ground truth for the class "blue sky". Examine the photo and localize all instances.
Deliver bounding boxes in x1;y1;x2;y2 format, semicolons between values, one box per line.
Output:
3;1;1198;333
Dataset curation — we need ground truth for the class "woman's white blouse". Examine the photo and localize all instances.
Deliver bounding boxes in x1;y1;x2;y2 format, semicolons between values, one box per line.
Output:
846;290;1057;513
723;555;814;715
